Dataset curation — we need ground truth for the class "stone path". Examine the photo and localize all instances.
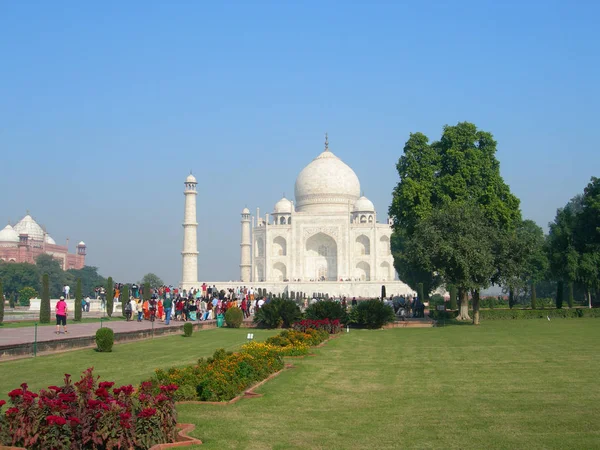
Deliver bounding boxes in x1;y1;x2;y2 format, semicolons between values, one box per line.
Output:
0;318;220;347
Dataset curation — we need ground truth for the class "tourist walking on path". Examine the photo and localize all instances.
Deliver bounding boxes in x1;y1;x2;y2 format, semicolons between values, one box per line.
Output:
55;296;68;334
164;295;173;325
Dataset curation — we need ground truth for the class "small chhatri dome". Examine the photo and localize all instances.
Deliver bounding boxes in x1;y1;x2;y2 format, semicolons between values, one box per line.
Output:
294;137;361;214
186;174;197;183
354;196;375;213
45;235;56;245
241;207;250;214
77;241;86;247
0;224;19;243
13;214;45;241
273;197;293;214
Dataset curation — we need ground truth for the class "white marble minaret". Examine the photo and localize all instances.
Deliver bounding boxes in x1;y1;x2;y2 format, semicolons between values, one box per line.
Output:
181;174;199;291
240;207;251;282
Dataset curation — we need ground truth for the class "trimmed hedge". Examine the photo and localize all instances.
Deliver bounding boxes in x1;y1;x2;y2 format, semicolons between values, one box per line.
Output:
349;299;395;329
95;327;114;352
183;322;193;337
305;301;348;324
430;308;600;321
225;306;244;328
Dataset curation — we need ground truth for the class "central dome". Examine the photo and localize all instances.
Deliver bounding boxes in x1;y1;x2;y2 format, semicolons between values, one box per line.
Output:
294;148;361;213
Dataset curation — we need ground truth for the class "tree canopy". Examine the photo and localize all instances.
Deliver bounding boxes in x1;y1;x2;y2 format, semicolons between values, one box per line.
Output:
140;273;164;290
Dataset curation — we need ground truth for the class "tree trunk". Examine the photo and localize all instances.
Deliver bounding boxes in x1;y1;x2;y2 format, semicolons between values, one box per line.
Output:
472;289;480;325
456;288;471;321
531;283;537;310
508;287;515;309
588;289;592;309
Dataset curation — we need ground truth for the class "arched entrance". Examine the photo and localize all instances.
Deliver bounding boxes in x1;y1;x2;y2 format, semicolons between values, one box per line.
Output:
304;233;337;281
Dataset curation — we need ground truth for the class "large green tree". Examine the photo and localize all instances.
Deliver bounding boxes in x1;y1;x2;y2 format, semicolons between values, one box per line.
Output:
389;122;522;316
66;266;106;297
35;254;65;298
39;273;50;323
140;273;164;290
407;202;496;324
0;262;40;297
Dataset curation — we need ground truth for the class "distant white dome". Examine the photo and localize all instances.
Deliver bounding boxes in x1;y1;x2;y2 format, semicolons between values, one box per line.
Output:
14;215;45;241
186;174;197;183
241;207;250;214
77;241;86;247
0;224;19;246
45;235;56;245
354;196;375;213
273;197;293;214
294;148;361;213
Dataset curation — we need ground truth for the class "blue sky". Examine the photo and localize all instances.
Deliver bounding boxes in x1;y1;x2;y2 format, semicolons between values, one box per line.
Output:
1;1;598;284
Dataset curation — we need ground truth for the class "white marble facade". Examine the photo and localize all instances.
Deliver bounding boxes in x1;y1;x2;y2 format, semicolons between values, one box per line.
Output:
240;138;413;296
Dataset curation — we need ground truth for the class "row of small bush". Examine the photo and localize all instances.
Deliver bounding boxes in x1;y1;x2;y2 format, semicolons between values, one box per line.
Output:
255;298;395;329
0;368;178;450
292;318;342;334
151;345;284;402
430;308;600;321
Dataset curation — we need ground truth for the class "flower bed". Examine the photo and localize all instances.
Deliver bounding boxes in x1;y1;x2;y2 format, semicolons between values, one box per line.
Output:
292;318;343;334
152;346;284;402
265;328;329;355
0;368;178;450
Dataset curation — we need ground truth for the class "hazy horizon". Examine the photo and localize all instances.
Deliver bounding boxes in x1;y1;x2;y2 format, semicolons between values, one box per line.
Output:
2;2;598;285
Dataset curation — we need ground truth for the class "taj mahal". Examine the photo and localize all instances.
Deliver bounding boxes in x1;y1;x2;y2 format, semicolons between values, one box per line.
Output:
181;136;414;298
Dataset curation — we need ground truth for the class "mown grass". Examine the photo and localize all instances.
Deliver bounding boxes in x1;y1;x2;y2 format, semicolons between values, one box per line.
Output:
177;320;599;449
0;328;277;400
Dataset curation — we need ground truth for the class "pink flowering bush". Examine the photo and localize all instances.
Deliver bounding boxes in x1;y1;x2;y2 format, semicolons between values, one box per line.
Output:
293;318;342;334
0;368;178;449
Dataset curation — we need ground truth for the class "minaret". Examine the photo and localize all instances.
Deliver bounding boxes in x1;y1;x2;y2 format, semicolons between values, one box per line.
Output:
240;207;251;282
181;174;199;291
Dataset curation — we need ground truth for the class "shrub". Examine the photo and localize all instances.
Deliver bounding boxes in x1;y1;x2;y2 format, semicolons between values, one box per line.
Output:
429;294;445;308
18;286;37;307
254;298;301;328
74;278;82;322
106;277;114;317
0;368;178;449
225;306;244;328
349;299;395;329
0;280;3;324
39;274;50;323
183;322;193;337
95;327;114;352
430;308;600;321
305;301;348;324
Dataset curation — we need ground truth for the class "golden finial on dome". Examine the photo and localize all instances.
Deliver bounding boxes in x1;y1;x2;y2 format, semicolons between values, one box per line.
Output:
324;133;329;151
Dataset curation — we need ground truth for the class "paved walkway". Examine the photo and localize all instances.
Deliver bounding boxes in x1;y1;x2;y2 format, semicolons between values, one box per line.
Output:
0;318;220;347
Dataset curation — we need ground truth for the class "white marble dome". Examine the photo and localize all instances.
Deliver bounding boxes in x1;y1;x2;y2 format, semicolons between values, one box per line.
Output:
186;174;197;183
294;149;361;213
45;235;56;245
273;197;293;214
241;207;250;214
78;241;86;246
13;215;45;241
0;224;19;246
354;196;375;212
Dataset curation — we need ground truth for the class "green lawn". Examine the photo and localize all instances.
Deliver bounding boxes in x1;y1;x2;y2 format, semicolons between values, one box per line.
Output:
0;316;125;328
176;320;600;449
0;328;277;399
1;320;598;449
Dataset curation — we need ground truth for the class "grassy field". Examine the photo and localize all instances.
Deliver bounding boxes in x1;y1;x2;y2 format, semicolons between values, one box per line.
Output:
1;320;598;449
0;328;277;399
177;320;600;449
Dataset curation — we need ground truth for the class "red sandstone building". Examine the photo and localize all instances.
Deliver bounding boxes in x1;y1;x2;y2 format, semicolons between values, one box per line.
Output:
0;214;86;270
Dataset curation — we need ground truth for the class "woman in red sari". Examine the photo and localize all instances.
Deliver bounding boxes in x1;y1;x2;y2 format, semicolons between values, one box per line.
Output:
157;299;164;321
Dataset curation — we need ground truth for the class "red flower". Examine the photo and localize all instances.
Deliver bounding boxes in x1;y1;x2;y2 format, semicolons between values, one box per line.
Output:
137;407;156;418
119;412;131;421
8;389;22;399
20;383;28;390
46;415;67;426
5;407;19;417
141;381;153;391
154;393;169;403
68;416;81;425
159;383;179;393
87;399;102;408
98;381;115;389
95;387;110;399
0;400;6;407
48;386;62;392
119;385;134;395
